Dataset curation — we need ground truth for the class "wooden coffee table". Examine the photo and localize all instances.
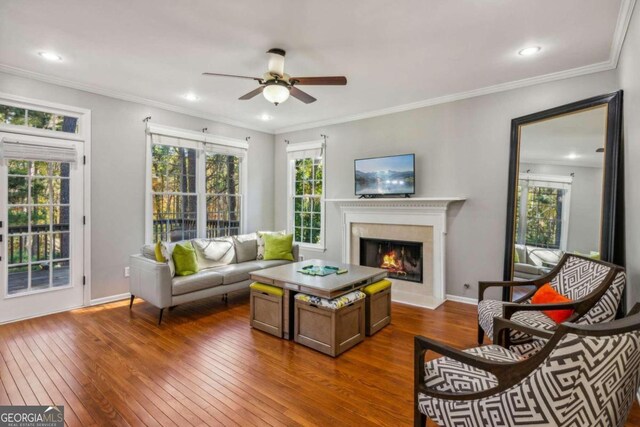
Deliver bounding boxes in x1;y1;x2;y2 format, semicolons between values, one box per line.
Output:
250;259;387;340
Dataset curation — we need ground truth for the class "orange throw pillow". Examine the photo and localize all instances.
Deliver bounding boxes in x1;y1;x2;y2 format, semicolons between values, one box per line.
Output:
531;283;574;324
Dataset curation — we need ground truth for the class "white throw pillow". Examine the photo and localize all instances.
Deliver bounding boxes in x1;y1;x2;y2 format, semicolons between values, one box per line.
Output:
192;237;236;269
256;230;286;260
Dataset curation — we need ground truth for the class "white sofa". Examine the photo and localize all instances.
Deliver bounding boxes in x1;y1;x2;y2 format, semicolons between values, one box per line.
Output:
129;234;298;323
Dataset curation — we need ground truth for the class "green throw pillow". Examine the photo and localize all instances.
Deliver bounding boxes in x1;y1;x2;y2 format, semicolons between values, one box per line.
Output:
172;242;199;276
263;233;294;261
155;241;166;262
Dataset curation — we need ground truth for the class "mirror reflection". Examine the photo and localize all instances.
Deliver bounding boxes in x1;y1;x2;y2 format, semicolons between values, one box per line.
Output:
513;105;607;280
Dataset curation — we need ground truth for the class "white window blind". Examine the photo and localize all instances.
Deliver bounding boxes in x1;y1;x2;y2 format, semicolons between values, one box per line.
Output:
204;143;247;159
1;138;78;164
286;140;324;160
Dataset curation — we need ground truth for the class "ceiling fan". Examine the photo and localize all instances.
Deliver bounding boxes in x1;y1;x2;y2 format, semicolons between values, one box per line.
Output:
202;48;347;106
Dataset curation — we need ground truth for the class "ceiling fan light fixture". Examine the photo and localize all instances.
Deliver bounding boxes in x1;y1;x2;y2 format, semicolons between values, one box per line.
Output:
263;83;290;105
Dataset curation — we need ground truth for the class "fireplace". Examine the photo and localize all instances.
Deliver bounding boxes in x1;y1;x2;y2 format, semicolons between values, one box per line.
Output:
360;237;423;283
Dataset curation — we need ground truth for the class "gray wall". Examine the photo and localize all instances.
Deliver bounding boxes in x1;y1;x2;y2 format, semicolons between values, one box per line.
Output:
0;72;276;300
520;163;603;254
275;70;620;300
619;4;640;309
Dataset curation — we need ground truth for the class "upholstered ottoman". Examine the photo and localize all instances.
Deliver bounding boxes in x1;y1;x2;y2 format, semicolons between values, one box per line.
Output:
363;279;392;336
294;290;366;357
249;282;284;337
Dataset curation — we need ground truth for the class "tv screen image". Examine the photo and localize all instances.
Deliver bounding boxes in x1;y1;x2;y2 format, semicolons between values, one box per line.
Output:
355;154;415;196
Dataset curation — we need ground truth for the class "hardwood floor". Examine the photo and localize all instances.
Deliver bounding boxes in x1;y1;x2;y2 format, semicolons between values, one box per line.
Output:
0;292;639;426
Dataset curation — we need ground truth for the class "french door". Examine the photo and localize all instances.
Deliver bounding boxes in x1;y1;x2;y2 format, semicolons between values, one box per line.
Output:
0;132;85;323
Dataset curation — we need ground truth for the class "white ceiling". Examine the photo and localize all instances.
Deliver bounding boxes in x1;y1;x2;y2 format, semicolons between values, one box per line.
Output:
520;105;607;168
0;0;630;134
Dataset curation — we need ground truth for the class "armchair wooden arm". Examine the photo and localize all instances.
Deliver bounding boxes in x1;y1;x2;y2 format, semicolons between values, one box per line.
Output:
493;317;555;348
478;280;538;302
502;301;579;320
414;335;521;402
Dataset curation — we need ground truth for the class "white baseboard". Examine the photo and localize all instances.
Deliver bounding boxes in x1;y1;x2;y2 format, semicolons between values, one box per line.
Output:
90;292;131;306
446;294;478;305
637;388;640;404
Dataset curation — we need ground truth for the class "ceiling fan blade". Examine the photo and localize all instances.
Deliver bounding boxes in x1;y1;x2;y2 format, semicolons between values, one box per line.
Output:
290;76;347;85
290;87;317;104
238;86;265;100
203;72;262;82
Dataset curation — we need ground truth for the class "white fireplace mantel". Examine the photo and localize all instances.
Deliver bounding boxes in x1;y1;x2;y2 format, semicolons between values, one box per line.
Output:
329;197;466;309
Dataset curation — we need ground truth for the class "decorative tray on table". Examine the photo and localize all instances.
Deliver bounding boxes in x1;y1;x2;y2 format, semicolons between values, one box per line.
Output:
297;265;347;276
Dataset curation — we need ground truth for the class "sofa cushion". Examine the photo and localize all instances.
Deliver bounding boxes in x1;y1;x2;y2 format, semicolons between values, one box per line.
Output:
213;261;264;285
192;237;236;269
233;233;258;263
172;270;224;296
253;259;291;269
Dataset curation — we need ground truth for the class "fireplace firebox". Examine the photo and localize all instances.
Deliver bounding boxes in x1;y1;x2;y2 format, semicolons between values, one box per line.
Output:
359;237;423;283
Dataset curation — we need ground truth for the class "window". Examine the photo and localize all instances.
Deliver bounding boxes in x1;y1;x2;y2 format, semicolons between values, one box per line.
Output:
287;140;325;248
516;174;571;250
146;125;247;243
0;104;78;133
151;145;198;242
205;153;241;237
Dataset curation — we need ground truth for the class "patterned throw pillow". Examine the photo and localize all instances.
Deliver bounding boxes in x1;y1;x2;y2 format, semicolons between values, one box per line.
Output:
256;230;286;260
160;241;177;277
191;237;236;270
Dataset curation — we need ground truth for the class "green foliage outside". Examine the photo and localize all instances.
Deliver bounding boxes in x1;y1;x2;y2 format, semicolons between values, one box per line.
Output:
293;158;323;244
516;184;562;249
0;104;78;133
151;145;240;241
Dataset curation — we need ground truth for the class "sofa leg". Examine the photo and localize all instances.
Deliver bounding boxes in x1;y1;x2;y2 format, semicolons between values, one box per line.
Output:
477;325;484;345
129;295;135;309
222;293;228;304
158;308;164;325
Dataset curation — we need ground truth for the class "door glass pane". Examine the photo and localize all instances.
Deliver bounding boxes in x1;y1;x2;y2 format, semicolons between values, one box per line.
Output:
8;265;28;295
31;234;51;262
53;232;70;259
31;263;50;290
52;261;70;287
5;159;73;295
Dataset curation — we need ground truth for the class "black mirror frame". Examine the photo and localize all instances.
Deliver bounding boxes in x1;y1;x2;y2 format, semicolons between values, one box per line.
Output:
503;91;625;311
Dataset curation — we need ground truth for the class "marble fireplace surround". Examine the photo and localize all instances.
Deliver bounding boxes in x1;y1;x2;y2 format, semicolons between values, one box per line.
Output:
327;198;465;309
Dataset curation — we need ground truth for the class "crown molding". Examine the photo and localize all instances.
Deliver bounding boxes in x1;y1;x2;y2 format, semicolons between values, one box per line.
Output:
611;0;637;67
274;60;616;134
0;63;274;134
275;0;636;135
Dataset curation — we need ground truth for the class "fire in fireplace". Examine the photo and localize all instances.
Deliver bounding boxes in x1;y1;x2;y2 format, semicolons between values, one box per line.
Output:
359;237;423;283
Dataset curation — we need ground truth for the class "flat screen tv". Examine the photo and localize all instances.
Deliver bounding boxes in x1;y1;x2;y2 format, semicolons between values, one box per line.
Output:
355;153;415;196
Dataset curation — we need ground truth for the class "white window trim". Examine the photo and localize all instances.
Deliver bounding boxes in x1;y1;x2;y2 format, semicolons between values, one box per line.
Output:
286;139;326;251
0;91;92;307
517;173;572;251
145;123;248;243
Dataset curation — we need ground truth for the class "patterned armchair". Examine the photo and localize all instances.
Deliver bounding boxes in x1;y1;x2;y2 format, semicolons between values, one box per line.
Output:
414;314;640;427
477;254;625;357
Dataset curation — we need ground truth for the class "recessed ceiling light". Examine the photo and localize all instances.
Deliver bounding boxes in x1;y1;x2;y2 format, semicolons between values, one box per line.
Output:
518;46;541;56
183;93;200;101
38;51;62;61
259;114;272;121
565;153;580;160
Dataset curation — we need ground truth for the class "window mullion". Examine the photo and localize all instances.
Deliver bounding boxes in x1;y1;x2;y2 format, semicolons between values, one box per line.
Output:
197;149;206;238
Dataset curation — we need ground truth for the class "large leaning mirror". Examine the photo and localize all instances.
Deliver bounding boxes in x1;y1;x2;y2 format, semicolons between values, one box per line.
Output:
503;91;624;309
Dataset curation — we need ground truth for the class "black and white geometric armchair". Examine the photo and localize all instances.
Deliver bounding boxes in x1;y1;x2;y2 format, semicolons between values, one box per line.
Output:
477;253;625;357
414;313;640;427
